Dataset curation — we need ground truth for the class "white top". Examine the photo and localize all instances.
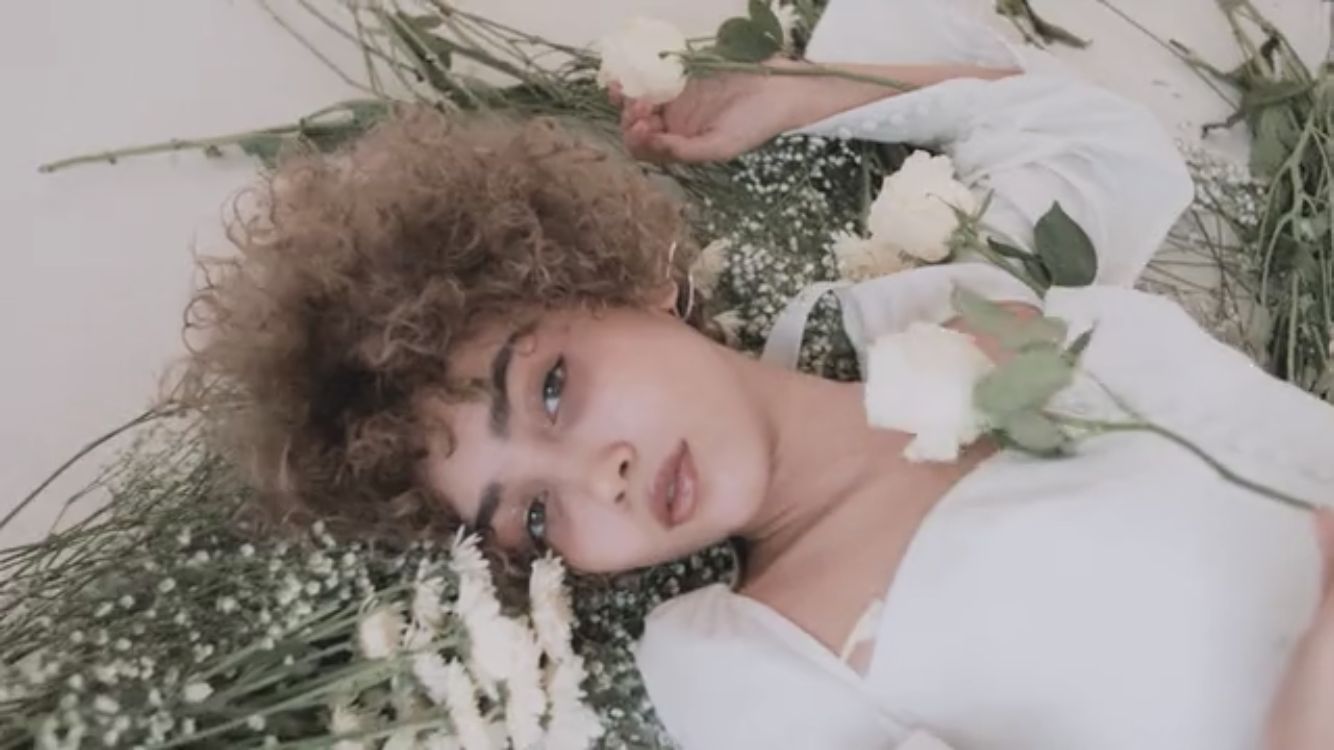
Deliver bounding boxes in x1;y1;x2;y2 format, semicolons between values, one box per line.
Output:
634;2;1334;749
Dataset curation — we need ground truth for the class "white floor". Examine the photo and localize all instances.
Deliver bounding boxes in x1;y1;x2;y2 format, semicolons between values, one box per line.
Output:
0;0;1326;547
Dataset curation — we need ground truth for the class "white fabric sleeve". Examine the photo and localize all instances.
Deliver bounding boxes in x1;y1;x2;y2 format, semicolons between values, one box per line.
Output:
634;585;915;749
789;0;1194;287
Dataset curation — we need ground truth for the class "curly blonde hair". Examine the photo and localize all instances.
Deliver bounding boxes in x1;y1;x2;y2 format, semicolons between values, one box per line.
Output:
181;107;698;538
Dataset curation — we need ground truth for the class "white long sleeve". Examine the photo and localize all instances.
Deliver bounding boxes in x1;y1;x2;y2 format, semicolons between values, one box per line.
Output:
790;0;1194;286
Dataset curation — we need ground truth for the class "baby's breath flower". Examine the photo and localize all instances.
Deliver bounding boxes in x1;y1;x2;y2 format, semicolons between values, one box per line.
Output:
93;694;120;715
182;681;213;703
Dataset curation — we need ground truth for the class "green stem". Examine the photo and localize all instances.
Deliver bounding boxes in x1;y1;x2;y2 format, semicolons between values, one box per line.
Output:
36;126;297;174
255;712;453;750
1090;0;1237;108
1047;413;1318;512
973;238;1045;295
0;407;175;532
690;58;916;93
36;101;378;173
258;0;379;97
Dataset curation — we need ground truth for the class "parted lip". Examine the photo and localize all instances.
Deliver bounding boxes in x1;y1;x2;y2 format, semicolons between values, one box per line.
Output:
651;440;688;528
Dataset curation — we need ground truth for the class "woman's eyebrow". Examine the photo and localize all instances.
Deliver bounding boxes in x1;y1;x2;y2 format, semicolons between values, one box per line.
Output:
487;321;536;439
474;482;501;536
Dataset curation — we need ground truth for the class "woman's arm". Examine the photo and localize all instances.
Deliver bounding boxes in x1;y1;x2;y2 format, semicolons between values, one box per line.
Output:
1265;511;1334;749
615;61;1015;164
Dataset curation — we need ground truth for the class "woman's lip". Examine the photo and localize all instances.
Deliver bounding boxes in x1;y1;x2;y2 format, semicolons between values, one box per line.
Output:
669;444;698;528
651;441;688;529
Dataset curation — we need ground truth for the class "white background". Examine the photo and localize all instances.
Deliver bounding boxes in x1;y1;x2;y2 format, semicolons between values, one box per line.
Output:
1;0;1326;547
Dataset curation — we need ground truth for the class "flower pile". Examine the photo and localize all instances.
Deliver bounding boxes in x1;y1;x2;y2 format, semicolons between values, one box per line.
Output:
13;0;1329;747
0;425;738;750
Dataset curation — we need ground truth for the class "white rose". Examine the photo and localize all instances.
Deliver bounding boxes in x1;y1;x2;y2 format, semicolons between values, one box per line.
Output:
830;231;906;281
867;151;977;263
595;18;688;104
864;322;993;463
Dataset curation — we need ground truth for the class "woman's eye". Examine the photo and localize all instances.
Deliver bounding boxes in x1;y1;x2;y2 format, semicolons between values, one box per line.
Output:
525;494;548;547
541;357;565;421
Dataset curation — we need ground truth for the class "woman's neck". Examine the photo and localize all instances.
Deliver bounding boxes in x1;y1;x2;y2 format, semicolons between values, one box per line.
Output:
736;358;917;577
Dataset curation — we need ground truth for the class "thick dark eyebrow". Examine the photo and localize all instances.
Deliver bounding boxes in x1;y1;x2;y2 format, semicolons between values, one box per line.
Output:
474;482;501;536
476;322;537;535
487;321;537;439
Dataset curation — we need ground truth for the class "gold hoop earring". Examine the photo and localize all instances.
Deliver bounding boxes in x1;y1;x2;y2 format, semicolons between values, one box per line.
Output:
675;273;696;321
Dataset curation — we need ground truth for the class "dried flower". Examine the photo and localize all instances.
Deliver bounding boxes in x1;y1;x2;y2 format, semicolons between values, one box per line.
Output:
529;555;575;663
414;655;492;750
330;702;369;750
411;577;447;631
357;606;404;660
502;629;546;750
542;657;604;750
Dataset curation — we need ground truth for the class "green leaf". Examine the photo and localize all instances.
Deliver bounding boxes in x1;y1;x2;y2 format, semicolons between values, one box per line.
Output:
1034;202;1098;287
1023;256;1052;288
1065;328;1094;362
238;135;286;167
1249;106;1297;178
986;237;1030;261
951;286;1068;351
748;0;784;44
996;411;1070;456
975;348;1074;421
715;17;780;62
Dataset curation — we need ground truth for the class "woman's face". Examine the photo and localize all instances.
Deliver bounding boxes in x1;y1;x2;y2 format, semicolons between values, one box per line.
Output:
419;306;772;573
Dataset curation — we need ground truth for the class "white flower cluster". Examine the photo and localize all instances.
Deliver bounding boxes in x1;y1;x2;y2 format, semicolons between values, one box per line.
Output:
695;135;871;381
833;150;976;279
366;534;603;750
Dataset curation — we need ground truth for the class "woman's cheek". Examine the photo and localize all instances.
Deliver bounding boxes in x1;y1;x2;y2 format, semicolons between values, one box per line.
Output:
557;506;654;574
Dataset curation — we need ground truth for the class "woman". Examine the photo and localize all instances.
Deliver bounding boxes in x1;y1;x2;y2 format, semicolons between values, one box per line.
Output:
185;0;1334;747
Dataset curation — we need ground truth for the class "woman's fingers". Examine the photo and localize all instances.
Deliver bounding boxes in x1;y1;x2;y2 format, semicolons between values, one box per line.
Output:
650;131;738;164
623;117;669;161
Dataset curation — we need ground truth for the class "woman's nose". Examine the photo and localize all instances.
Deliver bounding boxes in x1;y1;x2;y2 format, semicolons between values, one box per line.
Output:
586;440;635;507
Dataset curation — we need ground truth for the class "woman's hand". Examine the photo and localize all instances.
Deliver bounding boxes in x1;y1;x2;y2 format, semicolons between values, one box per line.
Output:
611;65;804;164
1265;510;1334;750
